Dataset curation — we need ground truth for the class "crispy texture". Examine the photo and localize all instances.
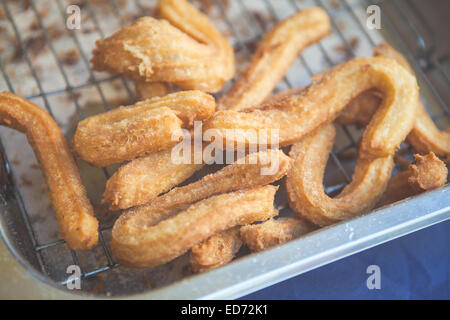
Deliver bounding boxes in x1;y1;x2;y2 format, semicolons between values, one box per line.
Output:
91;0;235;93
205;57;419;158
189;227;243;273
379;152;447;206
0;92;98;250
73;91;215;167
336;43;450;158
240;217;315;252
217;7;330;111
102;148;203;210
134;81;173;100
286;124;394;226
121;149;292;222
111;185;278;268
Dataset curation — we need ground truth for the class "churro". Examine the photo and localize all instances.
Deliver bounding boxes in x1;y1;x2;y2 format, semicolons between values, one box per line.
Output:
0;92;98;250
111;185;278;268
205;57;419;158
73;91;215;167
120;149;292;220
189;227;243;273
91;0;235;93
336;43;450;158
102;148;203;210
217;7;330;111
240;217;315;252
379;152;447;206
134;81;173;101
286;124;394;226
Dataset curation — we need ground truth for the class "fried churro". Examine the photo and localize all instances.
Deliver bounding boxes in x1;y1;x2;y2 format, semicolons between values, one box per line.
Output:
91;0;234;93
0;92;98;250
111;185;278;268
337;43;450;158
205;57;419;158
189;227;243;273
217;7;330;111
73;91;215;167
102;148;203;210
119;149;292;220
134;81;173;101
240;217;315;252
286;124;394;226
379;152;447;206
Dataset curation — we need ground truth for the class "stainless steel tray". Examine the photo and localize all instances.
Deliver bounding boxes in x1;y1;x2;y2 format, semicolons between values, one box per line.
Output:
0;0;449;299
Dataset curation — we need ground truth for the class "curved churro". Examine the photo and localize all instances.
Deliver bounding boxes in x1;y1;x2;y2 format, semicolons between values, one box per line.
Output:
189;227;243;273
217;7;330;111
379;152;447;206
205;57;419;158
112;185;278;268
91;0;235;93
0;92;98;250
73;91;215;167
102;148;203;210
337;43;450;158
286;124;394;226
240;217;315;252
119;149;292;221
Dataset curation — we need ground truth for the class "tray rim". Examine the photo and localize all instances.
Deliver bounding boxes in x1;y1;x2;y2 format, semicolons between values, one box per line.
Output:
1;185;449;299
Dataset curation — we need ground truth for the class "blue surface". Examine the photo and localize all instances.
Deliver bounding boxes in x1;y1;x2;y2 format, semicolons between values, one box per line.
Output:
242;219;450;300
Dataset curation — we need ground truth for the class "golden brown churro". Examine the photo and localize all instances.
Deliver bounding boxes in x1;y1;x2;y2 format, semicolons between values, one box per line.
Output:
73;91;215;167
102;148;203;210
119;149;292;221
134;81;173;101
286;124;394;226
240;217;315;252
91;0;235;93
217;7;330;111
103;6;323;215
379;152;447;206
337;43;450;158
205;57;419;158
189;227;243;273
111;185;278;268
0;92;98;250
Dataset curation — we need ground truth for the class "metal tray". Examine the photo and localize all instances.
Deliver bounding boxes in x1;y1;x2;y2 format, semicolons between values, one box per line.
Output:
0;0;449;299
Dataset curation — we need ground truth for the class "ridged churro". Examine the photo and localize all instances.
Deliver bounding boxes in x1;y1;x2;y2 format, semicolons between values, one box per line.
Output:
189;227;243;273
0;92;98;250
73;91;215;167
102;148;203;210
217;7;330;111
91;0;235;93
240;217;315;252
134;81;173;101
379;152;447;206
205;57;419;158
336;43;450;158
286;124;394;226
120;149;292;220
111;185;278;268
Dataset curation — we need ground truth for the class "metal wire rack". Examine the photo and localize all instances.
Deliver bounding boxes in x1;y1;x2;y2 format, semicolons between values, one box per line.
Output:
0;0;448;296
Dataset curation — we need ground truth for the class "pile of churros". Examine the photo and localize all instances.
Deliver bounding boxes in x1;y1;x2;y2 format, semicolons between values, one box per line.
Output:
1;0;448;273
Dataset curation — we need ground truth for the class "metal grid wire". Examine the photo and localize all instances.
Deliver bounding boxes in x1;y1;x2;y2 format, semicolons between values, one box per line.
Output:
0;0;448;292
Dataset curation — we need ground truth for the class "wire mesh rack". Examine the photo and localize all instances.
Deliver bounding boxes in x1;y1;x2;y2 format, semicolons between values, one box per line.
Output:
0;0;448;297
